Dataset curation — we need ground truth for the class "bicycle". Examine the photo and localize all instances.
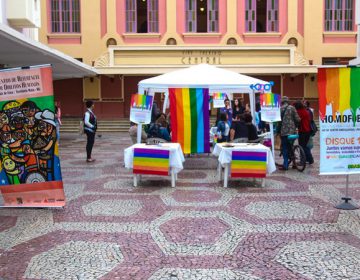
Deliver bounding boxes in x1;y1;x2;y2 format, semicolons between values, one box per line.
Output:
275;134;306;172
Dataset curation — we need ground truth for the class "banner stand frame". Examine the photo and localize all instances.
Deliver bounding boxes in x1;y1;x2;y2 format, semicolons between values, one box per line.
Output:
335;175;359;210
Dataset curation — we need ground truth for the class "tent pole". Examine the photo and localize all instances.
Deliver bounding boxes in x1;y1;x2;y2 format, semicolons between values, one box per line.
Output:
163;92;168;114
250;89;256;125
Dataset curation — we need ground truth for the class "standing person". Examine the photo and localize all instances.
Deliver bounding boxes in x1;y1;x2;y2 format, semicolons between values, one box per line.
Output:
84;100;97;162
217;112;230;143
295;101;314;164
232;98;245;121
54;101;62;143
219;99;233;126
278;96;300;170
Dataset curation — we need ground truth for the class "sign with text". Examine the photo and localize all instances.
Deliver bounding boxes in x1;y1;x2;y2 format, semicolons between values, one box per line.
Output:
212;93;227;108
0;65;65;207
318;67;360;175
130;94;153;124
259;93;281;122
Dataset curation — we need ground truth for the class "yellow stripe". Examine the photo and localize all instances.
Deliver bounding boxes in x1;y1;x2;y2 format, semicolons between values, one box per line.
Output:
182;88;191;154
339;68;351;115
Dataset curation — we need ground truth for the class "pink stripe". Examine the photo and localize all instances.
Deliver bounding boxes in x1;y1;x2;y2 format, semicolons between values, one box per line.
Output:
100;0;107;38
297;0;304;36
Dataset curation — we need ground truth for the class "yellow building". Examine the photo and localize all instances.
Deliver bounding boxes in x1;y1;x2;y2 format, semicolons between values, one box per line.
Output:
38;0;357;118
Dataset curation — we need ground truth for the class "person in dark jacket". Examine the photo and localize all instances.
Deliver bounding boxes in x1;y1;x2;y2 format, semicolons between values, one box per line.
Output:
295;100;314;164
243;113;259;141
84;100;97;162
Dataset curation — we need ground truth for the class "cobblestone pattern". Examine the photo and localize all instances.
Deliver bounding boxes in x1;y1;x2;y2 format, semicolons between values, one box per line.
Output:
24;241;124;280
0;133;359;280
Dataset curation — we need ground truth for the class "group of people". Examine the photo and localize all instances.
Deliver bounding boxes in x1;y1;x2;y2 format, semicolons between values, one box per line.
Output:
129;101;171;144
215;98;262;143
277;96;314;170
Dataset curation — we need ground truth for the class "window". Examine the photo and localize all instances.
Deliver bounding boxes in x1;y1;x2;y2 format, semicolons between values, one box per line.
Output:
322;57;355;65
325;0;354;31
125;0;159;33
185;0;219;33
50;0;81;33
245;0;278;32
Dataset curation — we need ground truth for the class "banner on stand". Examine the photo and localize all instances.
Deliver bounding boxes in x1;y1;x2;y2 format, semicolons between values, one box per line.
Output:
212;93;227;108
0;65;65;207
130;94;153;124
318;67;360;175
259;93;281;122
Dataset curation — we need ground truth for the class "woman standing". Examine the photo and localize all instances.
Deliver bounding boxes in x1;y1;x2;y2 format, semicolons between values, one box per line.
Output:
294;101;314;164
232;98;245;121
84;100;97;162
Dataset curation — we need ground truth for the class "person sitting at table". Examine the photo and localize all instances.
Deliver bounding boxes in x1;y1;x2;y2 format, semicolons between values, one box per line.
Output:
243;113;259;142
217;112;230;143
129;122;147;144
229;114;248;141
147;114;171;141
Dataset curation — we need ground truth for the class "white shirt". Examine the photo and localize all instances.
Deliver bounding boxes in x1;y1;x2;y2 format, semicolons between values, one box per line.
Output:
84;109;94;128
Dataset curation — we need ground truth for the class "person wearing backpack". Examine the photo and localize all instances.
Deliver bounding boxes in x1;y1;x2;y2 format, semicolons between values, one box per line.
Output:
84;100;97;162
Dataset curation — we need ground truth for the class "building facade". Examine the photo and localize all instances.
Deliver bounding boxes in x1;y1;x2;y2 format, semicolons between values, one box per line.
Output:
38;0;358;118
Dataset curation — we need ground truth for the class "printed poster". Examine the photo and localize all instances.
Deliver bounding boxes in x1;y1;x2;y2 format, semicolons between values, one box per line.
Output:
130;94;153;124
212;93;227;108
259;93;281;122
318;67;360;175
0;65;65;207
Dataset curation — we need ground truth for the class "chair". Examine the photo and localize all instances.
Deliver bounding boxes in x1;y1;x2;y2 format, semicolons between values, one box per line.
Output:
146;137;168;144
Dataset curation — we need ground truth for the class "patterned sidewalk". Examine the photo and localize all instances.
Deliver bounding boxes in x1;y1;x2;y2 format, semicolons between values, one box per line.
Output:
1;133;360;280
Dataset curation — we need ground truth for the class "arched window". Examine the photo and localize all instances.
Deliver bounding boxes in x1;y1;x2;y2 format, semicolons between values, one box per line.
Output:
324;0;354;31
245;0;278;33
185;0;219;32
126;0;159;33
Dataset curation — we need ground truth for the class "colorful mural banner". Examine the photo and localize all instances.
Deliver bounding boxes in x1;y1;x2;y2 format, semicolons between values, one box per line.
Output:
317;67;360;175
130;94;153;124
231;151;267;178
212;93;228;108
169;88;210;154
259;93;281;122
0;65;65;207
133;148;169;176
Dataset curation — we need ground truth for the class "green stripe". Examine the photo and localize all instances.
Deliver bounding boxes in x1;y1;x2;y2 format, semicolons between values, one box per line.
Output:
232;160;266;166
350;68;360;126
190;88;198;153
134;158;169;164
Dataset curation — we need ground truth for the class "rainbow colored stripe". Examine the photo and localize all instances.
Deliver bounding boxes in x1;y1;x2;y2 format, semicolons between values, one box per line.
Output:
231;151;267;178
212;93;227;100
318;67;360;124
131;94;153;110
260;93;280;107
133;148;169;176
169;88;210;154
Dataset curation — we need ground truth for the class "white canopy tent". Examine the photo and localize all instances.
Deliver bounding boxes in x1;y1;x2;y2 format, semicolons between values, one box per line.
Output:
136;64;271;143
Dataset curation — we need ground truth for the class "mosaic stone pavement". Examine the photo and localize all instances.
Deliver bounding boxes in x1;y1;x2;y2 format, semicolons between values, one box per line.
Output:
1;133;360;280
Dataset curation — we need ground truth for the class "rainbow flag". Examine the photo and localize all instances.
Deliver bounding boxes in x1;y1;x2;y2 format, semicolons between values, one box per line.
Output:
131;94;153;110
260;93;280;108
318;67;360;124
133;148;169;176
213;93;227;99
169;88;210;154
231;151;267;178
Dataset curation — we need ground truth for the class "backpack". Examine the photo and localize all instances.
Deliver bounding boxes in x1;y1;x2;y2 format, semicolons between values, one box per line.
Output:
310;120;318;136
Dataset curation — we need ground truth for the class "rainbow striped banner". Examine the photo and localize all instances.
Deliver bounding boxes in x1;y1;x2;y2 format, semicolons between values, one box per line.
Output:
212;92;228;108
133;148;169;176
318;67;360;124
130;94;153;124
131;94;153;110
231;151;267;178
260;93;280;107
169;88;210;154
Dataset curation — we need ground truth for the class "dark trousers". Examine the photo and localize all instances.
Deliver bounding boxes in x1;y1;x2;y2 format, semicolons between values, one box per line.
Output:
299;132;314;164
281;136;290;169
85;130;95;159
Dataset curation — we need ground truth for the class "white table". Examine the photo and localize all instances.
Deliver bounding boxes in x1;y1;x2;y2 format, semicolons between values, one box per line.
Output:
212;143;276;187
124;143;185;187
